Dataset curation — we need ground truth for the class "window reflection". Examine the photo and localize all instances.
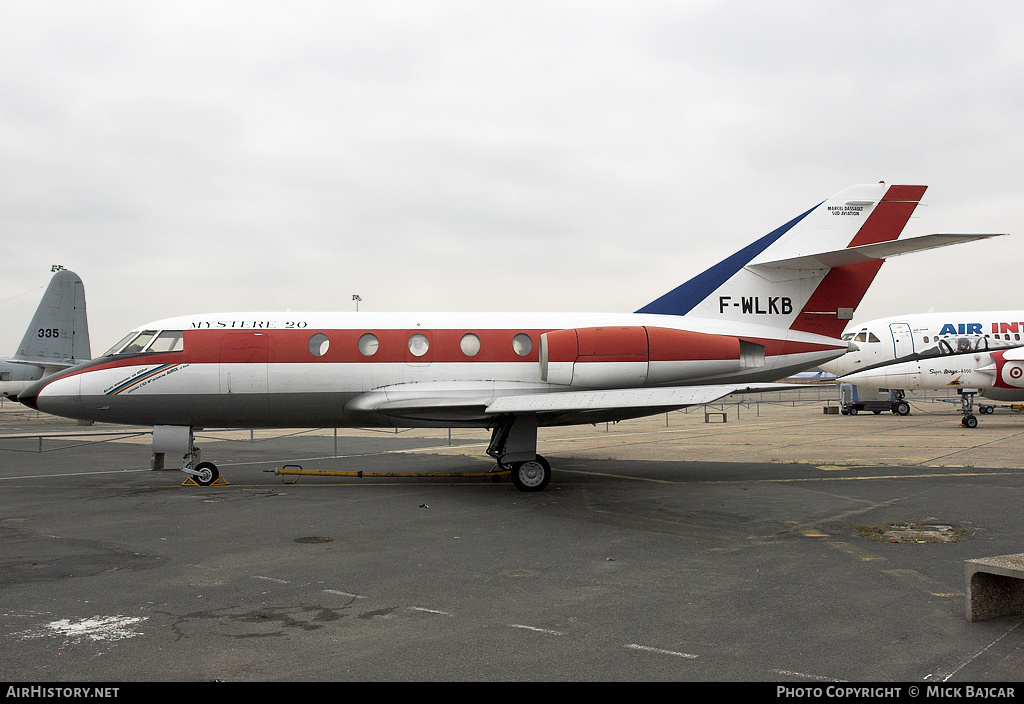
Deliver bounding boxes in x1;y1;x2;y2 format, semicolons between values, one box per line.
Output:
408;333;429;357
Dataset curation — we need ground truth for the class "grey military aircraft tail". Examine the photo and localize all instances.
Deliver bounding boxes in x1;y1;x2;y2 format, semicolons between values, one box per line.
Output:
0;267;91;399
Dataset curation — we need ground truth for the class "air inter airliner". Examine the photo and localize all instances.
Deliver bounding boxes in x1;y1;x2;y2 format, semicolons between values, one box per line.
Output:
825;312;1024;427
19;184;1002;490
822;310;1024;400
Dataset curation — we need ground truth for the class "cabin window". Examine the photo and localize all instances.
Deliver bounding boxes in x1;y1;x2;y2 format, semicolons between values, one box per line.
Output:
460;333;481;357
148;330;184;353
512;333;533;357
358;333;379;357
923;336;930;343
308;333;330;357
408;333;429;357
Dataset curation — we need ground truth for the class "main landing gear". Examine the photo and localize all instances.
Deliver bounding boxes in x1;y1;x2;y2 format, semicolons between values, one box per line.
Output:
487;416;552;492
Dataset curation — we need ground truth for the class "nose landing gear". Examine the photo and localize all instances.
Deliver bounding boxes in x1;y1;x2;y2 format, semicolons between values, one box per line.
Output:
152;425;226;486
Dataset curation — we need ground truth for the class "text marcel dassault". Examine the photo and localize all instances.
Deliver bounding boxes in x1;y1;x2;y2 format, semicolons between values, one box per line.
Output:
777;686;1015;699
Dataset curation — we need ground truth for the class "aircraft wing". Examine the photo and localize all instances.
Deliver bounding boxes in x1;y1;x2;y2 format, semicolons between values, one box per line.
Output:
485;385;737;414
346;382;797;426
750;233;1006;271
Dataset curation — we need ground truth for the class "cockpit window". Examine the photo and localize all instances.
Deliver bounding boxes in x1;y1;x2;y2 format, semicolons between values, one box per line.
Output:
854;332;867;343
868;333;880;343
841;333;856;341
102;332;141;356
148;331;184;353
121;331;157;354
102;330;184;356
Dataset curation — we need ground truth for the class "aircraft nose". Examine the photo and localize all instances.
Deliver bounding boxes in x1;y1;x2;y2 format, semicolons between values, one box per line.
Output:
18;372;84;419
17;379;43;410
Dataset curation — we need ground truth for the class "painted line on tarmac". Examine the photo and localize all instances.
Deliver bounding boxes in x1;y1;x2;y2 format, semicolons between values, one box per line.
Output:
624;643;699;659
509;624;565;636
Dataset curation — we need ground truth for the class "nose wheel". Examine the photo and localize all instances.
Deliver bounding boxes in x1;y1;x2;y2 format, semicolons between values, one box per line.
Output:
192;461;221;486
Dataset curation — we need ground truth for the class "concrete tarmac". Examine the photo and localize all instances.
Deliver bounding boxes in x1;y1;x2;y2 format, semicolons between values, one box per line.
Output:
2;391;1023;682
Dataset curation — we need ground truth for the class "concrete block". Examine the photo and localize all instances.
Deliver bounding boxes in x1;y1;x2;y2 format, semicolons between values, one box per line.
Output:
965;553;1024;621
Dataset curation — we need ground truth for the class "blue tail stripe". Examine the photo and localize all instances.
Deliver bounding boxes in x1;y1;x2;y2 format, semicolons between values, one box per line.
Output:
634;203;819;316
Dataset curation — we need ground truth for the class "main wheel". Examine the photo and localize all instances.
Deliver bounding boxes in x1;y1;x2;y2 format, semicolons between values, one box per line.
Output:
511;455;551;492
193;461;220;486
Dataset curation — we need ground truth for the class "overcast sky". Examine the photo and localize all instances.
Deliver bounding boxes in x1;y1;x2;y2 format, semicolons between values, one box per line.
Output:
1;1;1021;355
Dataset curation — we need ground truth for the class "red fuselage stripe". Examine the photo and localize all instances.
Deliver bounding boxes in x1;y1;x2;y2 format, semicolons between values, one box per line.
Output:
64;328;842;374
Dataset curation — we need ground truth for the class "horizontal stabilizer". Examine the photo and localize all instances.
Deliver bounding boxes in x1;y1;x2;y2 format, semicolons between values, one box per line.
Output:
7;358;77;374
751;233;1006;271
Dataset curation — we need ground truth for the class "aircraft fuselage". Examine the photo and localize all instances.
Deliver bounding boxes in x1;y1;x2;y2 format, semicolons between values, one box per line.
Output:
21;311;848;429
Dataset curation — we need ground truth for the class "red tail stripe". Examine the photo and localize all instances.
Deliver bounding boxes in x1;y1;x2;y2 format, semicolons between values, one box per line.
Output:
846;184;926;248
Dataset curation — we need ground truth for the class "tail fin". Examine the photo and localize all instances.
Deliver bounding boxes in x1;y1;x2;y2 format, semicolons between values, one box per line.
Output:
636;183;928;338
13;269;91;367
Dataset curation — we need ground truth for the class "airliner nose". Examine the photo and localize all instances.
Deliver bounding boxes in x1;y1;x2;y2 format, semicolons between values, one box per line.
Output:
17;379;42;410
17;371;84;419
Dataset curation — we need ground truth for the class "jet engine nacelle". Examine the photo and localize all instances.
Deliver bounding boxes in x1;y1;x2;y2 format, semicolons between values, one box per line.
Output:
539;326;762;388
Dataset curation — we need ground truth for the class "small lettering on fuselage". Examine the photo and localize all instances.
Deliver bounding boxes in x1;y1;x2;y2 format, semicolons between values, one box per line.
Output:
189;320;308;329
718;296;793;315
827;205;864;216
928;368;971;376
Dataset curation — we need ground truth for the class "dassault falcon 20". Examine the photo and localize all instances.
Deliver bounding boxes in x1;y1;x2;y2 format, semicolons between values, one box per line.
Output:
19;183;1002;490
